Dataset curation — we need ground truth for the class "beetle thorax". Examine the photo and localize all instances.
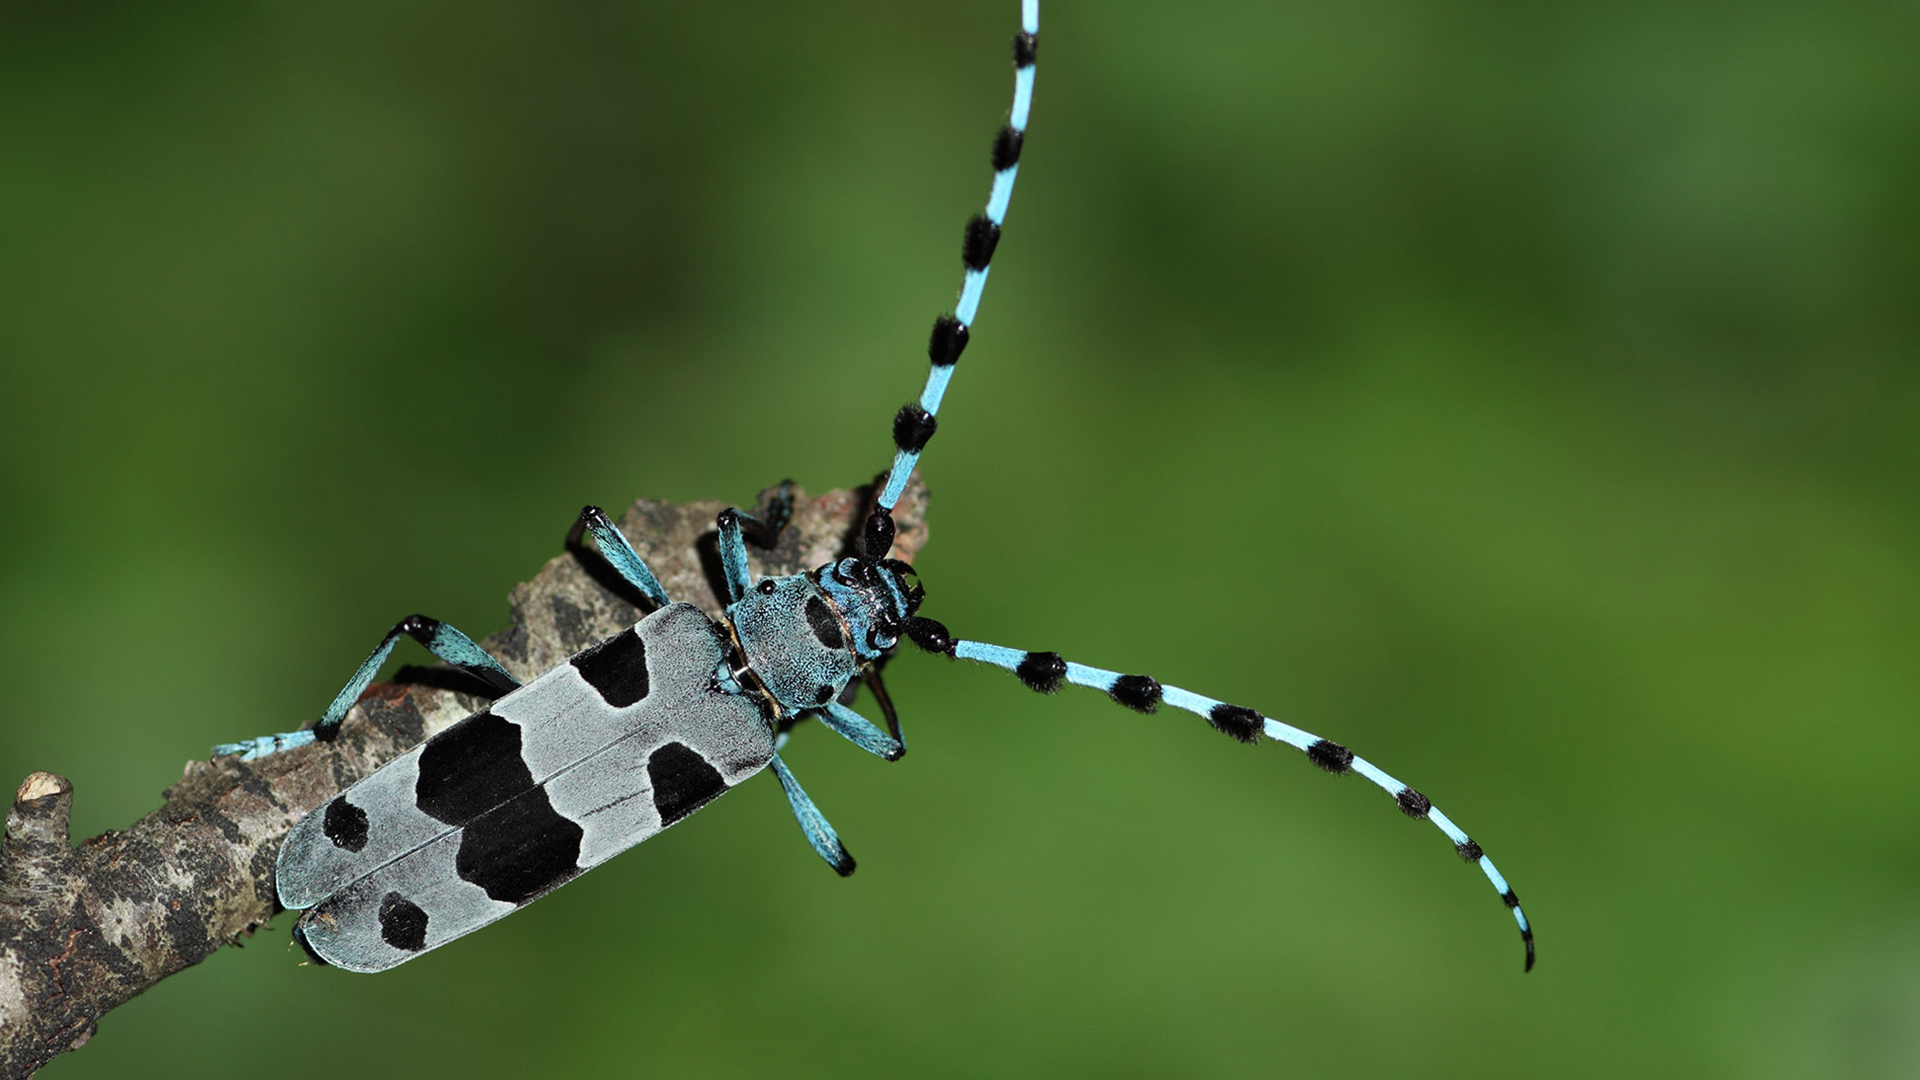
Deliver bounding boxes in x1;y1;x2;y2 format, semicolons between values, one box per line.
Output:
724;558;920;716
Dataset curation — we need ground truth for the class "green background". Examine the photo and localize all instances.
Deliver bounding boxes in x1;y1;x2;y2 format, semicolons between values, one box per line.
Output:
4;1;1916;1076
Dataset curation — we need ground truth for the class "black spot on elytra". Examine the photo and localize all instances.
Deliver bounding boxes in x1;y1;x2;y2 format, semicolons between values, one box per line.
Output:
893;404;938;453
378;892;429;952
416;710;534;826
1306;739;1353;774
1456;839;1484;862
570;627;650;708
928;314;969;367
454;789;584;905
649;742;727;826
323;797;370;852
1396;787;1432;818
962;214;1001;271
805;595;844;651
1016;652;1066;694
1207;704;1263;745
1108;674;1162;713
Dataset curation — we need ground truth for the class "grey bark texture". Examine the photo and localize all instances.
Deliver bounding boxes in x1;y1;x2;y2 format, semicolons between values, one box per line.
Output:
0;480;927;1079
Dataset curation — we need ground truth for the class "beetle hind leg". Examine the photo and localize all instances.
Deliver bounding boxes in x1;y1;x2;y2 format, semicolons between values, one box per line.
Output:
213;614;519;761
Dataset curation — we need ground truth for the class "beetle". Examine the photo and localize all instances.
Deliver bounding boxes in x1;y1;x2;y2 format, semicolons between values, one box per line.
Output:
213;0;1534;974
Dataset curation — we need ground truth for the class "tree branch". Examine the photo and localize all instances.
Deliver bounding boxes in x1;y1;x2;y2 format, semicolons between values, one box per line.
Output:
0;480;927;1079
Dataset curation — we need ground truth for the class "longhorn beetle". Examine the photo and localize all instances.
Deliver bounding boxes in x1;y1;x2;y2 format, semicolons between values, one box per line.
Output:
216;0;1535;974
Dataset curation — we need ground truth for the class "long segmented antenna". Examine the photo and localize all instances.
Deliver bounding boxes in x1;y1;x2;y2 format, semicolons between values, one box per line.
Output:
896;622;1536;971
875;0;1039;518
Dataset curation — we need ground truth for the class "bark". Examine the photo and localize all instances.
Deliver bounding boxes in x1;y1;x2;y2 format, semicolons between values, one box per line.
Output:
0;480;927;1079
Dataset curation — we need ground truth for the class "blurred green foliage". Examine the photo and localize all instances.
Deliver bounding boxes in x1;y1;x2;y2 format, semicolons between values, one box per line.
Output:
3;1;1917;1077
